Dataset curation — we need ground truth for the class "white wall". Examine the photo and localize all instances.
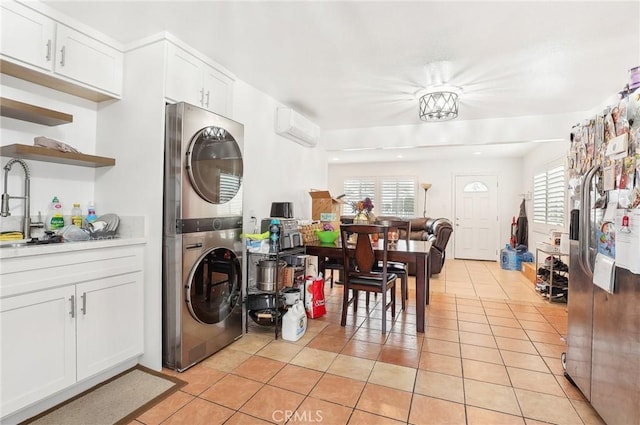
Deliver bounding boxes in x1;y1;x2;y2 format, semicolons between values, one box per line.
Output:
328;157;525;260
233;80;328;225
95;40;166;370
520;141;571;250
0;75;98;231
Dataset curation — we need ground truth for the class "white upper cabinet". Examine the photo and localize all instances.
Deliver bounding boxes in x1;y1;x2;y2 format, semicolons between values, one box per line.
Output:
0;1;54;72
165;43;204;107
203;65;233;117
165;42;234;117
0;1;123;101
54;24;123;96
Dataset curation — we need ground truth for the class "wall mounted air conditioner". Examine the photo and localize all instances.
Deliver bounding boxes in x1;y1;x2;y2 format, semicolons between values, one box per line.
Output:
275;107;320;147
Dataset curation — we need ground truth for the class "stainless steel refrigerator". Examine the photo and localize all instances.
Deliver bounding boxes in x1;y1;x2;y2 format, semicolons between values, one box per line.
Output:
565;164;640;425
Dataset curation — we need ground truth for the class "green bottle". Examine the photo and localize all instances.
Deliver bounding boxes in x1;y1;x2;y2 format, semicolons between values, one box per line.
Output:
48;196;65;230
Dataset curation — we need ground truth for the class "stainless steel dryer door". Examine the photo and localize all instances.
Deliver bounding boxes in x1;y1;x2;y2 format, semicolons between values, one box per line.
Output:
165;102;245;225
184;244;242;325
186;125;243;205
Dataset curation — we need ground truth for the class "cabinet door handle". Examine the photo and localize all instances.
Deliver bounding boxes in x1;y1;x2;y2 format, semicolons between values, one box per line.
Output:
69;295;75;318
205;90;210;108
199;88;204;106
60;46;66;66
81;292;87;315
46;40;52;61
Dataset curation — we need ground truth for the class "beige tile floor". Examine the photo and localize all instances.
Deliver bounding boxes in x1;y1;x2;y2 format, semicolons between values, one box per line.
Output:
131;259;604;425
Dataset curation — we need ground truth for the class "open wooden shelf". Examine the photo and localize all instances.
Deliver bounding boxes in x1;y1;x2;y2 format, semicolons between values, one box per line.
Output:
1;60;118;103
0;144;115;168
0;97;73;126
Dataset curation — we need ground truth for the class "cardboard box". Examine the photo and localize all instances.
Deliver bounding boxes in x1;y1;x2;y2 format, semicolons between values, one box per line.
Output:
309;190;343;221
282;266;295;287
522;261;536;285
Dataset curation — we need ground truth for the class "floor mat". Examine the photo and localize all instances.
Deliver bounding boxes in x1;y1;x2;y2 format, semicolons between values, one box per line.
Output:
23;365;186;425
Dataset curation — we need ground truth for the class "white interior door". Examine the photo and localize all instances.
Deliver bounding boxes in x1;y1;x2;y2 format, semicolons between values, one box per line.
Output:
454;175;499;261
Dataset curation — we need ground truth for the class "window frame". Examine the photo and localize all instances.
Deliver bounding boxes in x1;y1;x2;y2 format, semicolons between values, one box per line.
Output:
532;160;566;233
341;176;418;218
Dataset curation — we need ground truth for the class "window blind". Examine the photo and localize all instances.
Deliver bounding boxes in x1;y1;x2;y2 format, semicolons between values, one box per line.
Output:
546;165;565;225
341;177;416;217
380;179;416;218
219;173;242;213
533;165;565;225
342;178;376;214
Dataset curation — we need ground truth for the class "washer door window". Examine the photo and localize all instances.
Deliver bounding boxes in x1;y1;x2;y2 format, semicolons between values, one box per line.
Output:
187;126;243;204
186;247;241;324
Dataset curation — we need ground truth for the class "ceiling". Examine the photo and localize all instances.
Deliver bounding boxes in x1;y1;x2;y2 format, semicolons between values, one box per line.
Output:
42;1;639;162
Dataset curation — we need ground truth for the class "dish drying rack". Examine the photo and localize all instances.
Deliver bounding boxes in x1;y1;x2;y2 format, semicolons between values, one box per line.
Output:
88;214;119;239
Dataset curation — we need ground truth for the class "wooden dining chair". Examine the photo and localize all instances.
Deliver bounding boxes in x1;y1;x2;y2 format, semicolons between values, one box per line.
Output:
339;224;397;334
320;258;343;288
374;219;411;310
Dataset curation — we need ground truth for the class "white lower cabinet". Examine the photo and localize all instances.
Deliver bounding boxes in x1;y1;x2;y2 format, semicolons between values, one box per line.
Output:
76;273;143;380
1;286;77;415
0;243;144;418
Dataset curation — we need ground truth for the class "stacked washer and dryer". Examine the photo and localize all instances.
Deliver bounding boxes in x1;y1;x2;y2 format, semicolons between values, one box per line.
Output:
163;102;244;372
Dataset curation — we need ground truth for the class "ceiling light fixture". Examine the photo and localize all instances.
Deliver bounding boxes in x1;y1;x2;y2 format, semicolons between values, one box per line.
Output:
416;86;461;122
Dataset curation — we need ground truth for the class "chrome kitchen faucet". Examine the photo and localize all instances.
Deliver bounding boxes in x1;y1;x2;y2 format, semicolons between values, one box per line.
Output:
1;158;43;239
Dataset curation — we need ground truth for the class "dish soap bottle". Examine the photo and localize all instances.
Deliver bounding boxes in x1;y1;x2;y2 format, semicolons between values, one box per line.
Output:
48;196;65;231
86;201;97;224
71;203;83;228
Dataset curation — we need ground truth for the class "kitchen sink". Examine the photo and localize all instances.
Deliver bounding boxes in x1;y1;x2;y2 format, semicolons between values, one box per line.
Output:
0;238;64;248
0;242;31;248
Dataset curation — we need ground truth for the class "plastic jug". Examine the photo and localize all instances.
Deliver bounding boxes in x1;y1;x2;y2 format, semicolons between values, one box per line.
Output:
281;300;307;342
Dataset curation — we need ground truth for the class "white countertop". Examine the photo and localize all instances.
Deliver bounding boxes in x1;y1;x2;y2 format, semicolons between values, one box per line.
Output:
0;216;147;259
0;237;147;259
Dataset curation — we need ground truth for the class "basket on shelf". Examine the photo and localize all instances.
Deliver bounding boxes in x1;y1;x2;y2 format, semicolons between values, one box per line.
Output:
300;222;323;244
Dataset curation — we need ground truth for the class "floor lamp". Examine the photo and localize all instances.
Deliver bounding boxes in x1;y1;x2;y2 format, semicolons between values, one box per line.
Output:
421;183;432;217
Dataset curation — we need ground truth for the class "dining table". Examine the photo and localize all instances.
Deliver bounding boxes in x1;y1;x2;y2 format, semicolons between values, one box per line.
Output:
304;238;432;333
